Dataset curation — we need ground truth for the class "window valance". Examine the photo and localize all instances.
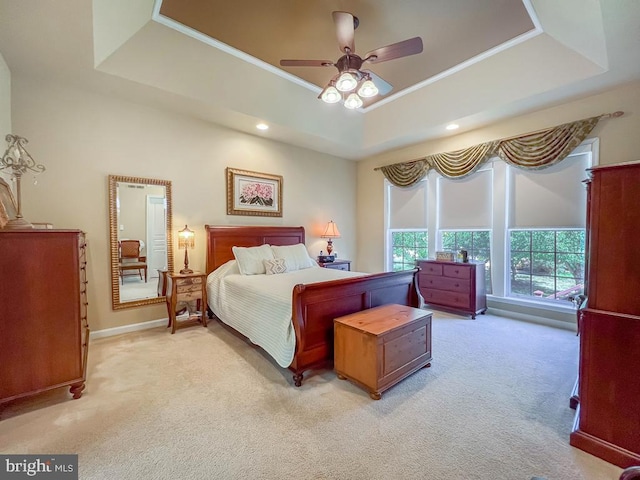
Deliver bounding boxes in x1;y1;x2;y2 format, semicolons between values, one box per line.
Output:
376;111;623;187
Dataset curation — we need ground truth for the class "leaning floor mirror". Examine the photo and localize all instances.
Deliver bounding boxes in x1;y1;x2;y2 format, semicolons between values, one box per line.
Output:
108;175;173;310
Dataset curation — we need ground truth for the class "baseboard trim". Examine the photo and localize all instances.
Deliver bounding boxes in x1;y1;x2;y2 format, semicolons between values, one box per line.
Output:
570;416;640;468
488;307;576;332
90;318;168;340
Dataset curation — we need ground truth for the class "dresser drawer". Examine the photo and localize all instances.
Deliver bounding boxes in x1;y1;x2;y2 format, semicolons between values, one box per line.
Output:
176;282;202;294
421;289;471;309
177;276;202;286
176;290;201;303
443;264;471;279
326;262;349;271
420;274;470;293
419;262;443;276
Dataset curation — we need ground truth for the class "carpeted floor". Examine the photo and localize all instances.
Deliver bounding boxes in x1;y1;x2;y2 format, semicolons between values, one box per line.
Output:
0;311;623;479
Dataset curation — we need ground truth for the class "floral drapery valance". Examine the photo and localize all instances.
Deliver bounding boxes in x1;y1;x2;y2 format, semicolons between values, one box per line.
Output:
376;112;623;187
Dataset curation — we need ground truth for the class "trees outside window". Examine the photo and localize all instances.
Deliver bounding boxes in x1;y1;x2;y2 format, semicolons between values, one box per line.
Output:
509;229;585;302
390;230;428;271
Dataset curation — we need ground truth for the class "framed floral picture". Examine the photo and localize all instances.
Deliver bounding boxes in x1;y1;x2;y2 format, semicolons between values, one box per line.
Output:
226;167;283;217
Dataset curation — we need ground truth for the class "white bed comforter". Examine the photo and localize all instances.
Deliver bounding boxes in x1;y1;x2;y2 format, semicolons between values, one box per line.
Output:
206;261;366;367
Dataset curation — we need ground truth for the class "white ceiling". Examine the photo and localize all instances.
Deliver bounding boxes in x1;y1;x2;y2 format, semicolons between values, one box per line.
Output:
0;0;639;160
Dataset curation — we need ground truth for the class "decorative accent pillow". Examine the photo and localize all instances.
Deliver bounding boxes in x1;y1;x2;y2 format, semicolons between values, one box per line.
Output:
232;244;275;275
264;258;287;275
271;244;316;272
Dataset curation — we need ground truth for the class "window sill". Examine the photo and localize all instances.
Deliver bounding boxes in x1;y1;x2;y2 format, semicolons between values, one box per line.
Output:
487;294;577;314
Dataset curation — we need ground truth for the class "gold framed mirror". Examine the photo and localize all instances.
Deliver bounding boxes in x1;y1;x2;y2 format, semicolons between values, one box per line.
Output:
108;175;173;310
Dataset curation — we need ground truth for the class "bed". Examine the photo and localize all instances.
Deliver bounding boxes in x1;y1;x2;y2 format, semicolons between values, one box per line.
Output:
205;225;419;386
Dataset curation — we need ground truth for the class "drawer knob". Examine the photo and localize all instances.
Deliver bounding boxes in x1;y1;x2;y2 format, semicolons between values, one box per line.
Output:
455;269;459;274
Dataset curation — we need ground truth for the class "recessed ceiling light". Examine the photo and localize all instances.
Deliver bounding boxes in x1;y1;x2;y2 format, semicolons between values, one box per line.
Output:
256;123;269;131
446;123;459;131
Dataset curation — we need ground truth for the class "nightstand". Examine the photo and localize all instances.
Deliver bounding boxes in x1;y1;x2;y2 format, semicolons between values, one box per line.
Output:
166;272;208;334
319;259;351;271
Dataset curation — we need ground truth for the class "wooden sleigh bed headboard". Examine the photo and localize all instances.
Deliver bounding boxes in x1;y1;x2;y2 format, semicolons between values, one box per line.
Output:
205;225;305;274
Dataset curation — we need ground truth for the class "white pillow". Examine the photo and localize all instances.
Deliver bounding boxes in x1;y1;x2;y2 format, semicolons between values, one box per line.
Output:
232;244;274;275
264;258;287;275
271;244;316;272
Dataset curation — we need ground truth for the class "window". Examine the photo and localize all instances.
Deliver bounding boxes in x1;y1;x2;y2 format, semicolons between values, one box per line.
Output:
507;150;591;303
386;180;428;271
509;229;585;302
441;230;492;293
390;230;428;271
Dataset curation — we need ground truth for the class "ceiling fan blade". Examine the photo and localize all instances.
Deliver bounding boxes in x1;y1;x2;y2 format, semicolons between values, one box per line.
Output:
332;11;355;53
364;37;423;64
280;59;334;67
362;70;393;96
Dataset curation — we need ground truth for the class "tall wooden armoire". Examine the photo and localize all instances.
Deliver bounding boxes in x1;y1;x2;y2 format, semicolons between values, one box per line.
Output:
570;161;640;468
0;230;89;404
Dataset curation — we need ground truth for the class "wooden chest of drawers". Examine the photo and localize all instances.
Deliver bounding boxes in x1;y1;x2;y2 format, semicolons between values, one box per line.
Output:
0;230;89;404
334;304;432;400
417;260;487;319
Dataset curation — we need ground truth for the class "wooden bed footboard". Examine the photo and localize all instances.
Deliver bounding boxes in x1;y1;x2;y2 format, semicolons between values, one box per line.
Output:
289;269;419;386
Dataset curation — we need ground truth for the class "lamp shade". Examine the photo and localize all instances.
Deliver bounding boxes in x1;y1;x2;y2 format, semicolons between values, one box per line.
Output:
178;224;195;249
321;221;341;239
358;79;379;98
343;93;363;110
336;72;357;92
320;85;341;104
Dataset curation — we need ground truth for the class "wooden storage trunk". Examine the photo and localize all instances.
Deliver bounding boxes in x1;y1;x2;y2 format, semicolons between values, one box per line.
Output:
334;304;432;399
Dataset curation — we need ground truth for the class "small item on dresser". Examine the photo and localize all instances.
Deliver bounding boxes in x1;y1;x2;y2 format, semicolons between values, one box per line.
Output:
435;251;455;262
460;249;468;263
318;255;334;263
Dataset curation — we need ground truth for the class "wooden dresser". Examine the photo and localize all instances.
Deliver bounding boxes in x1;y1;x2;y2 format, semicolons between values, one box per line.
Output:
334;304;432;399
0;230;89;403
569;161;640;468
417;260;487;319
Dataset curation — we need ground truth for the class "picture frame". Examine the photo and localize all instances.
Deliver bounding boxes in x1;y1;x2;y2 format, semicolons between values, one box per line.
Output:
0;177;17;229
226;167;283;217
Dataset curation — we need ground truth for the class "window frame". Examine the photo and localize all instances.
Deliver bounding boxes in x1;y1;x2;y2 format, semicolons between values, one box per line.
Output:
507;227;586;304
388;228;429;272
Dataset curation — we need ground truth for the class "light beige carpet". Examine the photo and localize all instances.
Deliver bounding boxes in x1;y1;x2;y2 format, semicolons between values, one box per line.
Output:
0;311;624;480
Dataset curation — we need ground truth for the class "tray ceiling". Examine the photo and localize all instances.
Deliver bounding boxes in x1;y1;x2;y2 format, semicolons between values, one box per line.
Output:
0;0;638;160
158;0;536;106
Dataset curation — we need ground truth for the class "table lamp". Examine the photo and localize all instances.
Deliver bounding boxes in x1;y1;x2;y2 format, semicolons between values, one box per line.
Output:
178;224;195;274
321;220;341;256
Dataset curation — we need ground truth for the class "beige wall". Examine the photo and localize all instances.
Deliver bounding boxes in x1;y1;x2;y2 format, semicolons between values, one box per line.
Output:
356;80;640;273
12;76;356;332
0;53;10;185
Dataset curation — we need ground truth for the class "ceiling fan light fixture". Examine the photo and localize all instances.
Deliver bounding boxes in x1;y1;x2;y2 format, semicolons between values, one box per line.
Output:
358;79;378;98
321;85;341;104
336;72;357;92
344;93;363;109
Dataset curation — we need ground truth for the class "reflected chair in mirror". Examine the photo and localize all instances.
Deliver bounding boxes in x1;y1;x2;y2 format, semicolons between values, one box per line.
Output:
119;240;148;285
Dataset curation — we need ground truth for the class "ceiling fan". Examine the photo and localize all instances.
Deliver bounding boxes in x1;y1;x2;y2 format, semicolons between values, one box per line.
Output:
280;11;423;109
